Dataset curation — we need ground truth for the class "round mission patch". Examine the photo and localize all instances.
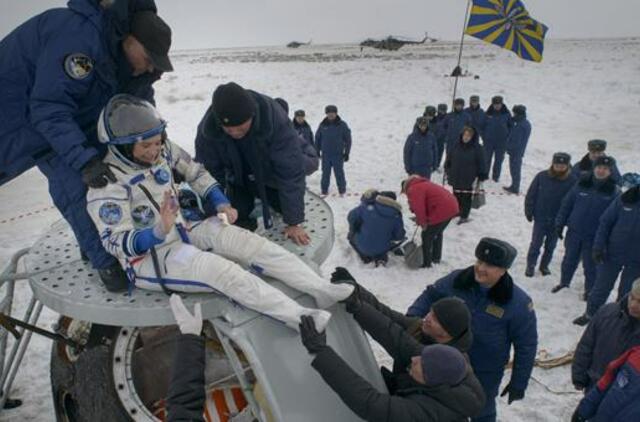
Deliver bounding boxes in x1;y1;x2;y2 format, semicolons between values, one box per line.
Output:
99;202;123;225
63;53;94;80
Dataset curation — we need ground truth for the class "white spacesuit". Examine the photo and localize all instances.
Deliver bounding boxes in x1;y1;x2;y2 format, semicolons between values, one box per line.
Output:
86;95;352;330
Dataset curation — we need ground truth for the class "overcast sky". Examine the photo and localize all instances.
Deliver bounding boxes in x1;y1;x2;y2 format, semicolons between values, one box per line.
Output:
1;0;639;50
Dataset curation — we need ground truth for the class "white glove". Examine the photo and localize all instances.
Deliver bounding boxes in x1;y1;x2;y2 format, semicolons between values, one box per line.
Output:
169;294;203;336
217;212;230;226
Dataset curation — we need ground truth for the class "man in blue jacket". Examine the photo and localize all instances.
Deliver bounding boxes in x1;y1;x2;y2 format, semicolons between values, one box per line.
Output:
465;95;487;138
194;82;311;245
315;105;352;196
443;98;472;156
274;100;318;177
0;0;172;291
293;109;315;147
504;105;532;194
407;238;538;422
524;152;577;277
434;103;449;171
403;117;438;179
575;184;640;325
572;139;622;184
553;157;620;299
347;190;405;266
484;96;512;183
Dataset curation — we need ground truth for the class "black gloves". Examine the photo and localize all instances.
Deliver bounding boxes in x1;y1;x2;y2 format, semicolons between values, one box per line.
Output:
299;315;327;354
343;153;349;162
592;250;604;265
573;382;586;392
81;158;116;189
556;227;564;240
330;267;362;313
500;383;525;405
525;214;533;223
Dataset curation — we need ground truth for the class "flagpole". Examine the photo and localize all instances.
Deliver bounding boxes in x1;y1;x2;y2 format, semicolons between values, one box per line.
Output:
451;0;472;107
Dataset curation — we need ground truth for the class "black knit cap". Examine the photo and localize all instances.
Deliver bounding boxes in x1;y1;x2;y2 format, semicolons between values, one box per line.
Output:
212;82;257;127
437;103;448;112
594;156;615;168
475;237;517;269
454;98;465;106
325;105;338;114
588;139;607;152
491;95;504;104
294;109;305;117
432;298;471;339
552;152;571;165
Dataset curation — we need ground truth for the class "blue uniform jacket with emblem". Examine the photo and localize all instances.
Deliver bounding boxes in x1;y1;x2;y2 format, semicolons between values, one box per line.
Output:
406;267;538;391
195;91;307;227
524;168;577;223
87;140;228;265
556;175;620;241
0;0;160;185
593;186;640;265
506;117;531;157
483;106;512;148
315;117;352;159
403;126;438;176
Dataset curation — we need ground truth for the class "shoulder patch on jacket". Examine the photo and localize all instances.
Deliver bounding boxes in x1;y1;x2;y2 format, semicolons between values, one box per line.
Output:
485;304;505;318
99;202;123;225
63;53;94;80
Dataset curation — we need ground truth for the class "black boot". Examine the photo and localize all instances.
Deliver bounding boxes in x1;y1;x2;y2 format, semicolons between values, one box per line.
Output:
525;267;534;277
98;264;129;292
551;284;567;293
539;267;551;276
573;314;591;326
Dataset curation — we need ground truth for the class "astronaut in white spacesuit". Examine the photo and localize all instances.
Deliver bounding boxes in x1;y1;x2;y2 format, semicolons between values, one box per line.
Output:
86;94;352;331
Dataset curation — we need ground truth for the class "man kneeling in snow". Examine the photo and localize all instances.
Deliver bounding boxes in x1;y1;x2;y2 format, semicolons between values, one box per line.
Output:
86;94;352;331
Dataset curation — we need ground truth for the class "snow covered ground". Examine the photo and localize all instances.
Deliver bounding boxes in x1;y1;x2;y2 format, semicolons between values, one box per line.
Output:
1;38;639;421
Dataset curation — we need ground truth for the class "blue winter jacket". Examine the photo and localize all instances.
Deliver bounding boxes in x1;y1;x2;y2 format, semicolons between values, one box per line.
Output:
593;186;640;264
403;126;438;175
483;106;512;148
572;153;623;185
524;168;577;223
293;120;314;148
556;175;620;241
195;91;306;227
434;113;447;143
347;193;405;258
315;117;352;159
443;110;472;152
407;267;538;391
0;0;159;184
506;116;531;157
465;106;487;138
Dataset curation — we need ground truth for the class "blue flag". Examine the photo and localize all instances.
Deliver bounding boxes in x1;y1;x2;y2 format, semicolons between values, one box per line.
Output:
465;0;548;62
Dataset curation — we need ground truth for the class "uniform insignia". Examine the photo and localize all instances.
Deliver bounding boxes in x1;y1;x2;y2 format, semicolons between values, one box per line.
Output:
132;205;155;227
485;304;505;318
153;168;171;185
63;53;94;80
99;202;123;225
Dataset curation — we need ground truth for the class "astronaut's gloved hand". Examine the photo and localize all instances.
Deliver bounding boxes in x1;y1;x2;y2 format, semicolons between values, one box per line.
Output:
169;294;203;336
81;158;116;188
216;204;238;225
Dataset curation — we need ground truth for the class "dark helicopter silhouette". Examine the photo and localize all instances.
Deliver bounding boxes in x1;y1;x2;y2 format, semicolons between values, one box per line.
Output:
360;33;437;51
287;40;312;48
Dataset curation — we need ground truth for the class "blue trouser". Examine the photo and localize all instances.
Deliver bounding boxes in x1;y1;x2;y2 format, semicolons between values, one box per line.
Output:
37;155;116;270
560;230;597;294
508;153;523;192
472;370;504;422
526;221;559;270
436;137;446;168
587;260;640;316
320;156;346;194
485;141;506;181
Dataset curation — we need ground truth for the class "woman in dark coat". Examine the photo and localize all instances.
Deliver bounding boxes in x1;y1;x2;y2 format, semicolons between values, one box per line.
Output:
444;126;488;224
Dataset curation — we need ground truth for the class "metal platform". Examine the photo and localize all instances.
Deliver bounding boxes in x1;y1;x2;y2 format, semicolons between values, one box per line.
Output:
23;191;334;327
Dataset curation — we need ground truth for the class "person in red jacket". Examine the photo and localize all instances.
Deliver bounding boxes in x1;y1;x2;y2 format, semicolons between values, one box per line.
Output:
402;175;460;267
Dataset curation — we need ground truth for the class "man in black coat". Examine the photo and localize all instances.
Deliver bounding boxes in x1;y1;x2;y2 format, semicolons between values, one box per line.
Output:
299;301;486;422
195;82;310;245
572;279;640;391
